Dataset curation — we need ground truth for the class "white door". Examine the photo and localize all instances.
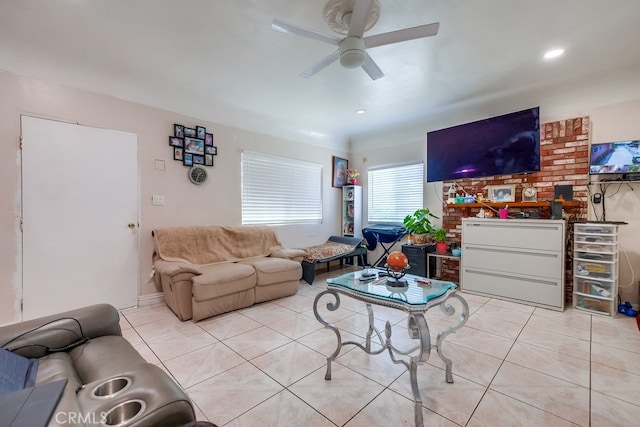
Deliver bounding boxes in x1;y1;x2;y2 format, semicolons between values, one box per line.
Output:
21;115;139;320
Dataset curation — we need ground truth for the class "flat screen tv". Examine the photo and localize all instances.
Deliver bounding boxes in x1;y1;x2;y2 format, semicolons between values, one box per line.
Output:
426;107;540;182
589;140;640;174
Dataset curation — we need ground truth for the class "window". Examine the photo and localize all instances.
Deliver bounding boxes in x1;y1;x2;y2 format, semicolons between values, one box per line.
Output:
368;162;424;223
242;150;322;225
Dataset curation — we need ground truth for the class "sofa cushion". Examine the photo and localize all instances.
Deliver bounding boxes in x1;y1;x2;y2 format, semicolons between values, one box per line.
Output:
152;225;286;264
238;258;302;286
35;352;84;421
192;263;256;301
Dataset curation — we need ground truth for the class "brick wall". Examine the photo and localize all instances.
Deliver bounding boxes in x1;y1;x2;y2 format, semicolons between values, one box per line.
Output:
440;116;590;302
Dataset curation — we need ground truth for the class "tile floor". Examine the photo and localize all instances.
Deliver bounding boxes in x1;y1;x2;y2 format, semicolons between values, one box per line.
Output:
120;267;640;426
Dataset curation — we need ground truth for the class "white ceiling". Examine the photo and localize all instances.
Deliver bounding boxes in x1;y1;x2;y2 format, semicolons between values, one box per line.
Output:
2;0;640;148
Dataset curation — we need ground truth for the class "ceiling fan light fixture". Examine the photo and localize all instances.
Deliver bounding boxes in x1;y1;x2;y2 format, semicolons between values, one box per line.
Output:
339;36;365;68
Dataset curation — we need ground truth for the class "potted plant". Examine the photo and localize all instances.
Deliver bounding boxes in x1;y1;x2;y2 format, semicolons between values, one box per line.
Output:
432;227;449;254
403;209;438;245
346;168;359;185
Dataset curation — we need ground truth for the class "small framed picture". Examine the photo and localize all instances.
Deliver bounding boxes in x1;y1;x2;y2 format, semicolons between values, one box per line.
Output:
183;153;193;166
184;127;196;138
193;155;205;165
332;156;348;188
169;136;183;147
205;146;215;155
184;137;205;155
205;133;214;146
173;147;183;161
205;154;214;166
174;124;184;138
487;184;516;202
196;126;206;139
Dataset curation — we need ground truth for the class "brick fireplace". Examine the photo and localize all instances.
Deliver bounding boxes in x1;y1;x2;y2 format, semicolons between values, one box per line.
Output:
440;116;590;302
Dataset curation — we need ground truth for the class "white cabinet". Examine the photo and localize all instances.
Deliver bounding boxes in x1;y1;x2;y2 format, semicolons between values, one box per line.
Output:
573;223;619;316
461;219;566;310
342;185;362;238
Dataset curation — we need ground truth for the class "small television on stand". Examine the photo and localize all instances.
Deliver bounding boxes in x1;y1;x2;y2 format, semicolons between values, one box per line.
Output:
589;140;640;180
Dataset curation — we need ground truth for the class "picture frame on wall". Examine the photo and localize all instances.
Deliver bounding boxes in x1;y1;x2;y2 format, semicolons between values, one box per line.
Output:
184;137;205;155
332;156;348;188
183;153;193;166
193;155;205;165
174;124;184;138
184;127;197;138
487;184;516;202
205;133;214;146
196;126;206;139
169;136;183;147
205;154;214;166
173;147;183;161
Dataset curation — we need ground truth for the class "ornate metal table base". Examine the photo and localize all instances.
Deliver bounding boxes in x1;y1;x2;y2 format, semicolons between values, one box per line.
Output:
313;287;469;427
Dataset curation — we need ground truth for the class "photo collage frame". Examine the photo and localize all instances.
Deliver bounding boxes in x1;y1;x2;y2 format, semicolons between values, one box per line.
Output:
170;124;218;167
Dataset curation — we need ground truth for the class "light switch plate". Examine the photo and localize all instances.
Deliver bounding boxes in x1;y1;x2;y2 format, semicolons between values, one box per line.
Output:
152;195;165;206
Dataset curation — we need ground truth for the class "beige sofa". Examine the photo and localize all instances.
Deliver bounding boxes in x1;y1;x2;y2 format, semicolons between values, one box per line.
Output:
0;304;195;426
152;225;305;321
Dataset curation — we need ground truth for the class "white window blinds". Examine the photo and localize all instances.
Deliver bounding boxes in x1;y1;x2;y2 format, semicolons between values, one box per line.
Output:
242;150;322;225
367;162;424;223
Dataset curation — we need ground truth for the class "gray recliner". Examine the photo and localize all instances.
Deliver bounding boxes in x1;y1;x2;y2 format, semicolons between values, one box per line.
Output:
0;304;195;427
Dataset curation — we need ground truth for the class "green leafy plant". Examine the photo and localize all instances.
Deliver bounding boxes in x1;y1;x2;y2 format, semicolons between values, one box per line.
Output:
403;209;438;235
432;227;447;243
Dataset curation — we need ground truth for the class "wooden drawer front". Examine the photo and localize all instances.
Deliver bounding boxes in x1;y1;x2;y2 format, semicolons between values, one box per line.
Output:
461;268;562;308
462;220;563;252
463;244;562;279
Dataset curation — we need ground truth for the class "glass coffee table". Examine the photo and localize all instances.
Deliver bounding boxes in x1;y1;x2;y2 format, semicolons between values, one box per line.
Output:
313;270;469;427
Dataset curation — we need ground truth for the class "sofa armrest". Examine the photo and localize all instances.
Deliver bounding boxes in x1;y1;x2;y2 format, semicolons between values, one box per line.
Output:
0;304;121;359
270;248;306;262
154;259;202;277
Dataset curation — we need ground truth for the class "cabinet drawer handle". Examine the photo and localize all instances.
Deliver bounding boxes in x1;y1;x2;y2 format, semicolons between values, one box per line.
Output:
464;269;558;286
464;245;559;258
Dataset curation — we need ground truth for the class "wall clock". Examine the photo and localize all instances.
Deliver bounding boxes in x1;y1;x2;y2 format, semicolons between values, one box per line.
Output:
522;185;537;202
188;165;208;185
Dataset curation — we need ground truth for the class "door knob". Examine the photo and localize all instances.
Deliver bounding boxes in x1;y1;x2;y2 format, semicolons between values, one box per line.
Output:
128;223;136;229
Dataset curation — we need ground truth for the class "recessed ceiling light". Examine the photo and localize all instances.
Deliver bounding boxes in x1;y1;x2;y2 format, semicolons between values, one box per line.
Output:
543;48;564;60
355;109;366;115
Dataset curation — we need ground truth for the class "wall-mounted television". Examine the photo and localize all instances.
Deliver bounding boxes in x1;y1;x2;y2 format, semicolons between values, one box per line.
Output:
589;140;640;174
426;107;540;182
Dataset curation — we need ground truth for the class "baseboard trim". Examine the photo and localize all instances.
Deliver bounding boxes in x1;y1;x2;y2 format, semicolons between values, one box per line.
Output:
137;292;164;307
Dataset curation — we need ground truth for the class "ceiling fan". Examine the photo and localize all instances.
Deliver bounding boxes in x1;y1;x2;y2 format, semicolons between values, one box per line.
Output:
271;0;439;80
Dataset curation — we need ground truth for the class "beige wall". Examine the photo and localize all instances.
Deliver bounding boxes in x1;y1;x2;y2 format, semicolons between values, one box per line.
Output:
352;99;640;308
0;71;347;325
3;70;639;324
589;100;640;305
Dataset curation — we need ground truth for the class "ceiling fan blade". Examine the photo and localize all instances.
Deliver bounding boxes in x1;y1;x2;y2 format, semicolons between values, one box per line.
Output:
272;19;340;46
348;0;374;37
361;53;384;80
364;22;440;48
300;50;340;78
